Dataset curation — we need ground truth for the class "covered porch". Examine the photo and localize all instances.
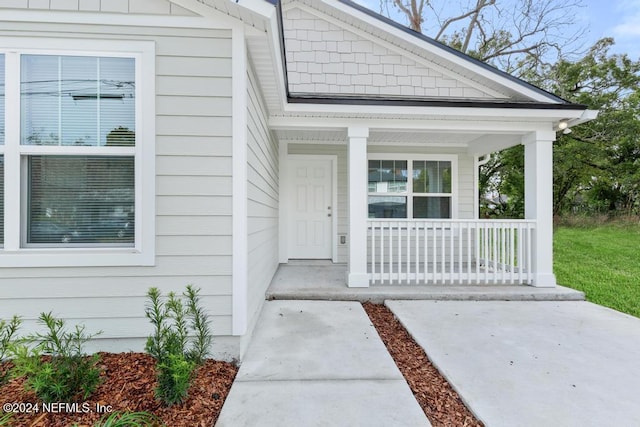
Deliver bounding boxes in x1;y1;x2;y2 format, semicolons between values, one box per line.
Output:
274;116;583;288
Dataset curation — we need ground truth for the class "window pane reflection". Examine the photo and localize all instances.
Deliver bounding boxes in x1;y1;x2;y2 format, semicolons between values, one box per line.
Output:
368;196;407;218
368;160;407;193
413;161;451;193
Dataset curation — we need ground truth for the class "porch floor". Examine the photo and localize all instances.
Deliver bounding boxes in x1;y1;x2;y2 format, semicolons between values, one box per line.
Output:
266;261;585;303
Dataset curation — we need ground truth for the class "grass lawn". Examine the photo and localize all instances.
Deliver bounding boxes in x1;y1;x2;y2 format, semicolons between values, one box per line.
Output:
554;223;640;318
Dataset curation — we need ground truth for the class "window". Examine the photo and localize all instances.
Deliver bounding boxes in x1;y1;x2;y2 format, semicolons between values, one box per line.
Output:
22;55;135;247
368;156;456;219
0;39;155;267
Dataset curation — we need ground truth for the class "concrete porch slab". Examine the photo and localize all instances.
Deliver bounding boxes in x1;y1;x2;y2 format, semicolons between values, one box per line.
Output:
267;264;585;303
387;300;640;427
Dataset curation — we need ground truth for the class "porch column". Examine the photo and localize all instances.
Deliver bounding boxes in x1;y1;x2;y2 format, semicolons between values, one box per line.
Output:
523;130;557;287
347;126;369;287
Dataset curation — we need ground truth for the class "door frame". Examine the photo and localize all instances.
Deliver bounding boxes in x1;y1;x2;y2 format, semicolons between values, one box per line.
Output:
279;153;338;263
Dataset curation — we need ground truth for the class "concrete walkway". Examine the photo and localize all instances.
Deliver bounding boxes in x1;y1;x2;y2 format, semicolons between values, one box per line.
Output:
216;300;429;427
387;300;640;427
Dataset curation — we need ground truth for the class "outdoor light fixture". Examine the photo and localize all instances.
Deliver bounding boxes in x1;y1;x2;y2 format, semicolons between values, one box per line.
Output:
557;119;569;130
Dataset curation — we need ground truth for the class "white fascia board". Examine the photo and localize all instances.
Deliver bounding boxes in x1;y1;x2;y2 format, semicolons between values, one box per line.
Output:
169;0;275;31
222;0;277;18
270;116;553;134
170;0;270;30
265;7;289;112
322;0;563;104
277;103;587;124
567;109;599;127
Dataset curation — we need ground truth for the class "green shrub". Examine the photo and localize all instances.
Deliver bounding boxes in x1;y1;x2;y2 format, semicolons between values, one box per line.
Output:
145;285;212;405
9;312;102;403
92;411;163;427
0;411;13;427
0;315;21;384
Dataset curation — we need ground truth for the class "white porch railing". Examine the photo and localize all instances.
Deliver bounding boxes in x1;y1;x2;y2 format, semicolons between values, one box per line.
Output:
367;219;536;285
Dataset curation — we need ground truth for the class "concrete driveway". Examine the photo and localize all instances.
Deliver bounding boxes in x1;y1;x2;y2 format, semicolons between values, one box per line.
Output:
387;300;640;427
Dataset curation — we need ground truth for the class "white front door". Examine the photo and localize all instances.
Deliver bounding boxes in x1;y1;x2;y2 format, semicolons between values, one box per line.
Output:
288;157;333;259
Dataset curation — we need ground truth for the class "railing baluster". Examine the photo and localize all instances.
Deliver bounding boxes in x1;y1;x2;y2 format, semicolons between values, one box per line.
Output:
370;223;375;283
414;221;419;284
365;219;536;287
527;223;533;284
499;226;505;284
396;221;400;282
423;221;428;283
439;222;444;282
406;221;412;285
389;222;393;282
448;220;453;284
466;223;472;285
380;222;384;283
510;225;515;284
457;222;462;285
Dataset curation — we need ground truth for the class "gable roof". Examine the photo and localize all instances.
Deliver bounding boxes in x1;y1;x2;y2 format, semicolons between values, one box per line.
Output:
182;0;586;113
335;0;570;104
272;0;585;110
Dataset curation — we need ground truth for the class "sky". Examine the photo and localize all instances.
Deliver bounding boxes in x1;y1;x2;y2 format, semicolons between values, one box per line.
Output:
583;0;640;58
353;0;640;60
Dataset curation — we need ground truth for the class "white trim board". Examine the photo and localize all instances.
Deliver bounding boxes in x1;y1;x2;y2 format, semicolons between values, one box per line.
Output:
231;26;249;336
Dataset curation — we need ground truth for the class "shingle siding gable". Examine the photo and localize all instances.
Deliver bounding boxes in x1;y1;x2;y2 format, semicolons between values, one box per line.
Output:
283;6;501;100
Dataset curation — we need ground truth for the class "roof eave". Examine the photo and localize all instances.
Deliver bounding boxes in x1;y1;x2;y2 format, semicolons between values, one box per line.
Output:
287;94;588;110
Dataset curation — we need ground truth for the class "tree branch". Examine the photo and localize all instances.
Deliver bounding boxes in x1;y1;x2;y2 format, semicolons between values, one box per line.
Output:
435;0;495;41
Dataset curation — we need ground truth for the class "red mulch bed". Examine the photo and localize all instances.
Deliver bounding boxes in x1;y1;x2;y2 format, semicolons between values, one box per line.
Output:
2;305;481;426
363;302;483;427
0;352;237;427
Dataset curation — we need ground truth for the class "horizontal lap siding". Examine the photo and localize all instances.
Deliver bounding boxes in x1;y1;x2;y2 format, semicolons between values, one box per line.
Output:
0;22;235;353
244;62;279;346
0;0;196;15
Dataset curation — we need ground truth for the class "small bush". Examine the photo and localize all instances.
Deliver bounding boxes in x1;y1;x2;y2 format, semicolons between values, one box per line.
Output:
145;285;212;406
92;410;163;427
9;312;102;403
0;411;13;427
0;315;21;384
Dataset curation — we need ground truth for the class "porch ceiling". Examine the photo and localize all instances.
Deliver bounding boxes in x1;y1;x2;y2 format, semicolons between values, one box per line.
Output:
274;128;523;153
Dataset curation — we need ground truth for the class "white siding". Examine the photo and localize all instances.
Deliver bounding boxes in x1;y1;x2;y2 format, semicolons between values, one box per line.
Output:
283;6;500;99
0;22;235;359
288;144;476;263
243;61;279;350
0;0;197;15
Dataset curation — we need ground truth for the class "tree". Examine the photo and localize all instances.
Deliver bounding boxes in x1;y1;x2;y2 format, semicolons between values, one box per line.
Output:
481;39;640;217
380;0;585;76
548;39;640;215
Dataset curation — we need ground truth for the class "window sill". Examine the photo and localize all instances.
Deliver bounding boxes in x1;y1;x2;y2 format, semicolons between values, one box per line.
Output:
0;248;155;268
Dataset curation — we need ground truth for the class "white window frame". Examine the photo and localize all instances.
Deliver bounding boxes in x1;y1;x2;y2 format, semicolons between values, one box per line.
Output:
368;153;458;219
0;38;155;267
